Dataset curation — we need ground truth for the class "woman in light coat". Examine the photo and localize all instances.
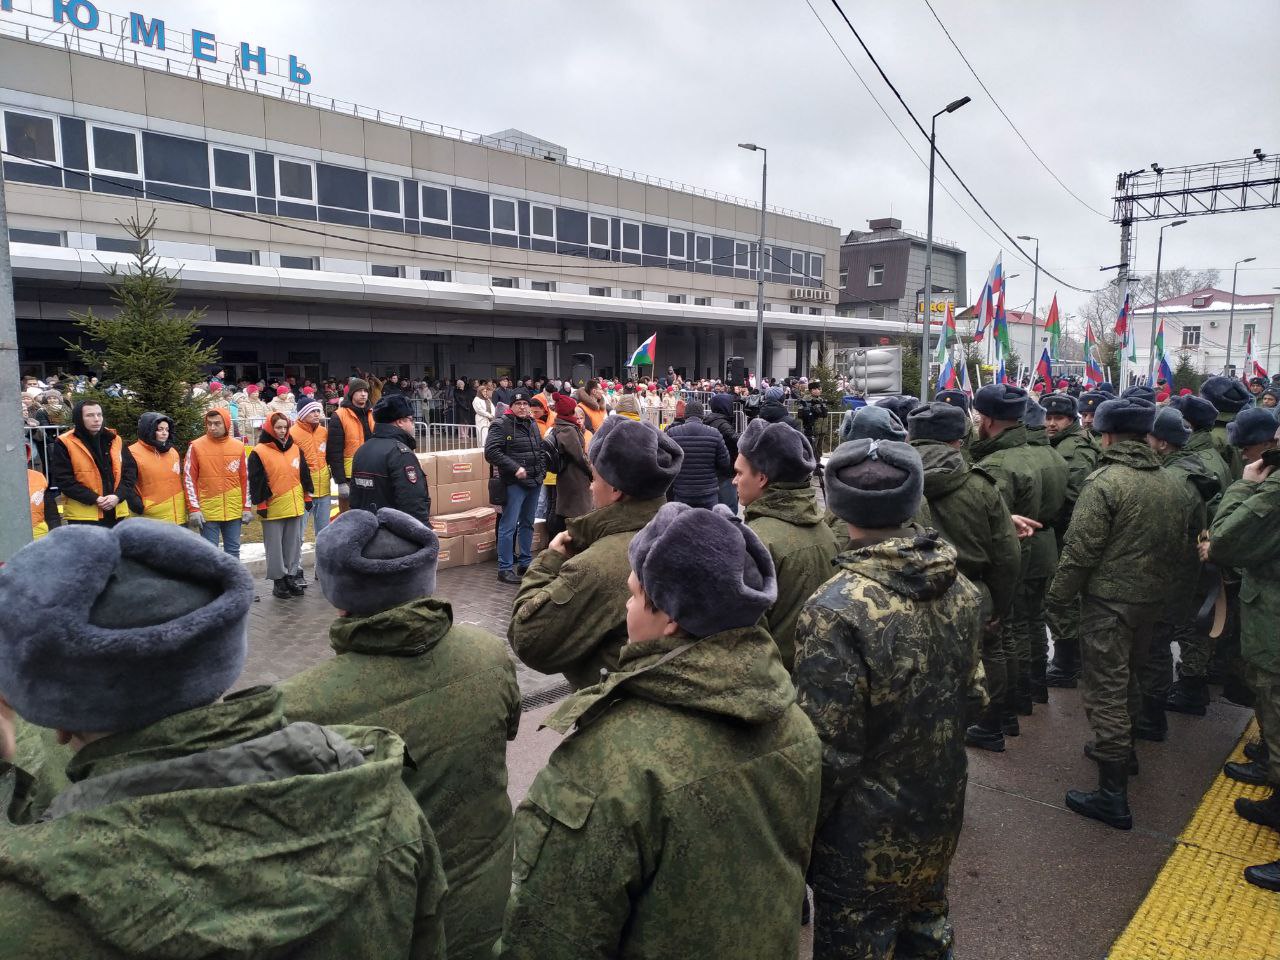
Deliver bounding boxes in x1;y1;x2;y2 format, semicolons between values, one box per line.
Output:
472;382;496;445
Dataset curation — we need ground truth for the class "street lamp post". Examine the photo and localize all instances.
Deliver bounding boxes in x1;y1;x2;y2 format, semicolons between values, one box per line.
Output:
1224;256;1257;375
739;143;767;389
1017;235;1040;377
922;95;970;399
1147;219;1187;383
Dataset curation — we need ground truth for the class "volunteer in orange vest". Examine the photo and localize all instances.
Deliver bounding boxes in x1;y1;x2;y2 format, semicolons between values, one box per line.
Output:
27;443;60;540
327;376;374;514
184;407;251;557
122;411;186;524
290;399;331;585
48;400;129;527
573;379;607;433
249;411;313;600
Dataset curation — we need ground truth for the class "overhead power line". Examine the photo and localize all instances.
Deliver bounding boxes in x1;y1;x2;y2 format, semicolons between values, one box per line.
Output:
823;0;1102;294
920;0;1110;220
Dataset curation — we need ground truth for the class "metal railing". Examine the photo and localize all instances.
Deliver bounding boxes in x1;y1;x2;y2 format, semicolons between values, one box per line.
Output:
413;421;480;454
23;424;62;478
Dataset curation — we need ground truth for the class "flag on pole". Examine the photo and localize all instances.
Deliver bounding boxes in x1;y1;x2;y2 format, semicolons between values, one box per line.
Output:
937;351;958;391
958;356;974;395
1155;317;1174;384
1114;293;1131;339
995;357;1008;385
1243;331;1257;383
993;285;1011;356
973;254;1002;343
626;332;657;368
935;302;957;363
1035;347;1053;389
1084;322;1104;386
1043;294;1060;359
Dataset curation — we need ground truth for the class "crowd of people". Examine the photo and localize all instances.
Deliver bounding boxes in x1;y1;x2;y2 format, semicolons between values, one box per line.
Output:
6;359;1279;958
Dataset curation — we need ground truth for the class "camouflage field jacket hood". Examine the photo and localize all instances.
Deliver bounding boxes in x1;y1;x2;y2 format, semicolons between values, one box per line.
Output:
0;686;445;959
914;439;970;499
832;528;960;603
328;594;450;656
744;480;825;528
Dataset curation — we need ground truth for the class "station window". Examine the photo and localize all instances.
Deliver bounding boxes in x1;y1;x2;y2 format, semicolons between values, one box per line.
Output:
1181;325;1201;348
279;255;318;270
589;286;611;297
694;296;711;306
491;197;518;235
620;220;642;253
809;307;823;315
734;241;751;269
809;253;824;278
421;185;450;224
869;304;886;320
96;236;148;255
9;228;64;246
621;289;642;300
789;251;805;276
668;231;686;260
1;109;59;165
369;176;403;216
420;268;451;282
531;280;557;292
370;264;405;278
790;305;804;314
89;125;139;176
491;276;517;287
211;147;254;194
589;215;611;249
142;132;208;187
276;159;315;203
839;267;849;287
868;264;885;286
733;300;750;310
214;248;258;265
531;203;556;240
694;234;712;263
668;294;687;304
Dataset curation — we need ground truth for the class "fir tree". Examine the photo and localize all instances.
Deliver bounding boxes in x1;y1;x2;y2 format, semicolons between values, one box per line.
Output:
66;215;219;448
810;336;842;408
1172;353;1203;394
895;335;922;399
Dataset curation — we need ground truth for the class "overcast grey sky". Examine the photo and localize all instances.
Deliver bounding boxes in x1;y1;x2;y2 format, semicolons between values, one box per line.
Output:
138;0;1280;317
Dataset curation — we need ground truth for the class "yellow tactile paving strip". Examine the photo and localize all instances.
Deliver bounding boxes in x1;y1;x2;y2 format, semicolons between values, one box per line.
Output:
1110;721;1280;960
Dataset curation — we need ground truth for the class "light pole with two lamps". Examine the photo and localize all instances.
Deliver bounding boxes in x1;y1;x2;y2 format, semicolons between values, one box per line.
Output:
1146;219;1187;383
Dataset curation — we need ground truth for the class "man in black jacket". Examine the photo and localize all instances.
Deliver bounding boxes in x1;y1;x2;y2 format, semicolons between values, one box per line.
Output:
349;394;431;524
485;391;546;583
704;393;741;510
666;402;730;509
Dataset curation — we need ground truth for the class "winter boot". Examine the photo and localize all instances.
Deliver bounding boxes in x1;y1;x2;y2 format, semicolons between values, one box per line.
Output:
1222;676;1256;709
272;578;292;599
1165;676;1209;716
1245;739;1269;764
1045;640;1080;688
965;709;1006;752
1224;760;1272;786
1001;711;1021;737
1133;697;1168;742
290;570;308;588
1084;742;1139;776
284;576;305;597
1014;675;1034;716
1066;760;1133;830
1244;860;1280;892
1236;789;1280;833
1030;664;1049;704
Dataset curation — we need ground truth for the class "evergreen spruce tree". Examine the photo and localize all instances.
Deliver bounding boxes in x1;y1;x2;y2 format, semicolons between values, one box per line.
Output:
66;215;219;448
895;335;922;399
1172;353;1204;394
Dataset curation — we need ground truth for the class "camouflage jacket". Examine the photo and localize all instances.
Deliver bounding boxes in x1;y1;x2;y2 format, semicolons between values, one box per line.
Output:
0;686;447;959
1211;412;1244;480
970;424;1044;575
824;498;932;554
913;439;1021;621
1160;449;1218;620
280;598;522;960
11;716;71;818
1048;440;1190;609
1049;423;1100;538
510;496;666;689
1185;430;1233;520
745;481;838;671
1021;427;1070;579
1209;473;1280;672
794;530;982;900
499;626;821;959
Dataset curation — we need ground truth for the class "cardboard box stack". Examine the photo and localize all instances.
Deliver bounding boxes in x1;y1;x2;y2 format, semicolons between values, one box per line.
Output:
419;449;498;569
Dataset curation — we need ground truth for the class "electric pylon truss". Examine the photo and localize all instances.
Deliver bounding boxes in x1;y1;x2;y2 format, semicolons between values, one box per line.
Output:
1113;154;1280;223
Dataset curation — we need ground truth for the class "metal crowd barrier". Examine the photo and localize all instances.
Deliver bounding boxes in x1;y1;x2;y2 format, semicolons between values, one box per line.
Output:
414;421;480;453
23;424;63;478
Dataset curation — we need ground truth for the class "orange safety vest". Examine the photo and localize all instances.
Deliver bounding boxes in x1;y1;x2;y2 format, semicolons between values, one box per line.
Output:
580;403;605;433
290;421;331;496
28;469;51;538
337;406;374;478
184;433;248;522
56;429;123;522
252;440;308;520
127;440;186;524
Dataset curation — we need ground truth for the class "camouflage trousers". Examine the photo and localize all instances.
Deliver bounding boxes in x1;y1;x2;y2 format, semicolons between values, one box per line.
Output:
1008;576;1049;692
813;875;952;960
1046;594;1082;669
1080;597;1159;763
1178;580;1241;681
1245;662;1280;787
1141;620;1194;705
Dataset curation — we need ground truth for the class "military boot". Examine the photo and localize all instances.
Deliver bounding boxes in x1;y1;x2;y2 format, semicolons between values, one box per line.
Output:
1133;697;1168;742
1165;676;1209;715
1066;760;1133;830
1084;742;1139;776
1030;665;1049;704
1244;860;1280;892
1235;789;1280;833
285;575;305;597
1014;677;1034;717
965;709;1006;752
1245;739;1269;764
1224;760;1271;786
1221;676;1256;709
272;578;292;599
1045;640;1080;688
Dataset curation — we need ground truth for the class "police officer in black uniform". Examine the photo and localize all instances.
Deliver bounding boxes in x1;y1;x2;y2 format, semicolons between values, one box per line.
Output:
349;393;431;523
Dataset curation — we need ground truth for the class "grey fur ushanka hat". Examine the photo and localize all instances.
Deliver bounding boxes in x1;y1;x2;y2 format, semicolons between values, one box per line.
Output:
738;417;815;483
588;416;684;499
316;507;440;616
1151;407;1191;447
1227;408;1279;448
0;519;253;732
628;502;776;638
907;402;968;443
973;384;1028;421
840;405;907;444
1093;398;1157;436
825;439;923;528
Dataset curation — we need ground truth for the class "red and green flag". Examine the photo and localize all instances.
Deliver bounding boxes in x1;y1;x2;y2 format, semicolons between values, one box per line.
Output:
1043;293;1060;359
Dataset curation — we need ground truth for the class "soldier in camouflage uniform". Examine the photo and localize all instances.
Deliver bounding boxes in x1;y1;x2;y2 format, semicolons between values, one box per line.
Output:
1201;430;1280;891
1077;390;1109;434
796;439;982;959
1019;399;1070;705
969;384;1044;737
281;508;522;960
1137;409;1219;745
1043;393;1100;686
1165;394;1236;713
0;520;447;958
510;417;682;689
500;504;821;958
1048;399;1190;830
735;418;837;671
1203;375;1252;481
908;402;1021;752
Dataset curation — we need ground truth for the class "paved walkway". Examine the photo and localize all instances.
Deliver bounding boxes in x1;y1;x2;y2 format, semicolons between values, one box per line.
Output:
239;561;1262;960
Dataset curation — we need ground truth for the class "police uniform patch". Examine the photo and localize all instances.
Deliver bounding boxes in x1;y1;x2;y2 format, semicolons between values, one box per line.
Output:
405;465;418;484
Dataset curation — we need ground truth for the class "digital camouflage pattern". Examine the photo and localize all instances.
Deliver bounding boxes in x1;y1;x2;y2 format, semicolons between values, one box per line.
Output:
794;530;982;960
11;716;71;818
510;496;665;689
745;480;838;671
1048;422;1100;538
0;686;447;959
499;625;821;959
1211;411;1245;480
1016;427;1070;688
1184;429;1232;522
279;597;522;960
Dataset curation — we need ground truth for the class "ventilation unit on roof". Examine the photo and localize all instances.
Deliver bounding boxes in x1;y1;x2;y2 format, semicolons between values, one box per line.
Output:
1192;296;1208;307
